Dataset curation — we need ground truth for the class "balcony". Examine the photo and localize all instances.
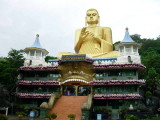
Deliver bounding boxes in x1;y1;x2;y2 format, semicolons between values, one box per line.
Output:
90;80;145;85
94;93;143;99
16;80;60;85
19;66;58;71
23;76;59;81
17;92;52;99
93;63;145;70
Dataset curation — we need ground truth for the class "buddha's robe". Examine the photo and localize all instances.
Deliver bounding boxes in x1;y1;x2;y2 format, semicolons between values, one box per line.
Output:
75;26;113;56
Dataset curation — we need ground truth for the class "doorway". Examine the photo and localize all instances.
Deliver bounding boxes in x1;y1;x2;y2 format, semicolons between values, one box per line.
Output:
63;86;75;96
78;86;91;96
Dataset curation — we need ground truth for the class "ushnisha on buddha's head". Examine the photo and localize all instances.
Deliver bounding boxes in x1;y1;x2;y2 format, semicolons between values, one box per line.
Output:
86;9;100;26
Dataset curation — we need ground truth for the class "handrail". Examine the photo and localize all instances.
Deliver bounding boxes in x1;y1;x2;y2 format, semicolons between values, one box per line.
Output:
40;94;61;109
81;94;93;110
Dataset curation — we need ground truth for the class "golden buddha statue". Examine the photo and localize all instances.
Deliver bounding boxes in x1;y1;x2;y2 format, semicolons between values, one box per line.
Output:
58;9;118;58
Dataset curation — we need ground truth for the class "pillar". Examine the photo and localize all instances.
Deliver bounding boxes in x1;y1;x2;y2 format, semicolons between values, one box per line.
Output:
34;50;36;57
60;86;63;96
131;45;134;54
137;47;138;54
75;86;78;96
124;46;126;55
91;86;93;95
28;51;31;59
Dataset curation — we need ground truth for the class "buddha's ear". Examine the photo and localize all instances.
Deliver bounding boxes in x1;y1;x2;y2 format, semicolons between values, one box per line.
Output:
98;16;100;26
85;17;87;27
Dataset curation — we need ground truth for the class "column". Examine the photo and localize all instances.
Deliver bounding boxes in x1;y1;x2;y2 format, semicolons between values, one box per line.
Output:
131;45;134;54
75;86;78;96
34;50;36;59
29;51;30;59
60;86;63;96
124;46;126;55
91;86;93;95
41;51;43;60
137;47;139;54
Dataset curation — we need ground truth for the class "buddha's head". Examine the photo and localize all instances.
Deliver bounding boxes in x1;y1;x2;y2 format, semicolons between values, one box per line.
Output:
86;9;99;25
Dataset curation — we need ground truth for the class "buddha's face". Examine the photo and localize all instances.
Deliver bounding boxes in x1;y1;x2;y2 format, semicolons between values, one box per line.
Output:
86;10;99;24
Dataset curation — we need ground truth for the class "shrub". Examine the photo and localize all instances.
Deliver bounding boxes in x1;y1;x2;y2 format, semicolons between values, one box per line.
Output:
124;114;139;120
107;108;112;113
45;113;51;119
145;91;152;97
68;114;76;119
0;114;8;120
50;113;57;119
119;107;127;113
16;112;25;116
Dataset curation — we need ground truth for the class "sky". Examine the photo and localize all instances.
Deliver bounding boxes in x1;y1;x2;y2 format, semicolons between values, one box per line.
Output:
0;0;160;57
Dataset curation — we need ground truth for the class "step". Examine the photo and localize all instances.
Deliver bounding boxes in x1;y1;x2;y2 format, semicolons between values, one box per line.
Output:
50;96;87;120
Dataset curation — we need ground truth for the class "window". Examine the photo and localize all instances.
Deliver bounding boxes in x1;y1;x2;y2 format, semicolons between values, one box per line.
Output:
26;72;35;77
30;51;34;56
120;47;124;52
108;71;122;76
36;51;41;56
133;46;137;52
39;73;48;77
125;71;136;76
49;74;59;78
125;45;131;53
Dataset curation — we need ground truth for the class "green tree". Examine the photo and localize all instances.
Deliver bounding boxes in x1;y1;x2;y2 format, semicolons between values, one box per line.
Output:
131;34;142;43
146;68;159;91
0;49;24;90
130;34;160;90
113;41;121;50
45;56;57;63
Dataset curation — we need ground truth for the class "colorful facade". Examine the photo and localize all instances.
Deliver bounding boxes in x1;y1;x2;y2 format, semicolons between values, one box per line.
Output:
16;28;146;119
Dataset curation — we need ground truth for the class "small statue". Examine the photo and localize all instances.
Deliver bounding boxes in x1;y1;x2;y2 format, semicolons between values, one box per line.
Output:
129;104;134;110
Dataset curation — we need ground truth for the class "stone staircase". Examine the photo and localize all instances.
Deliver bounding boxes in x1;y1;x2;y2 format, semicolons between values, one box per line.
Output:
50;96;87;120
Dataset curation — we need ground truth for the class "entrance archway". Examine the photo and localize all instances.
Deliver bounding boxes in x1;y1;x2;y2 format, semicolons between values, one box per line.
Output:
61;79;91;96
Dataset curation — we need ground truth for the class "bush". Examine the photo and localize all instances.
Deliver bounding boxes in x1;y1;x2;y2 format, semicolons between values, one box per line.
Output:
0;114;8;120
119;107;127;113
93;106;112;113
68;114;76;119
145;91;152;97
151;117;160;120
142;117;160;120
124;114;139;120
45;113;50;118
49;113;57;119
16;112;25;116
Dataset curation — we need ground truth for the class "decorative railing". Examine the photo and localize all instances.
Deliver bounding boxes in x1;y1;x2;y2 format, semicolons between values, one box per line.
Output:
58;58;93;64
93;58;117;64
81;94;93;110
16;80;60;85
17;93;51;98
19;66;58;71
93;63;145;70
94;93;143;99
61;79;89;85
90;80;145;85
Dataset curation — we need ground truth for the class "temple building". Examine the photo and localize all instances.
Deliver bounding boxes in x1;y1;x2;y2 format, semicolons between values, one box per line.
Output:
16;9;146;120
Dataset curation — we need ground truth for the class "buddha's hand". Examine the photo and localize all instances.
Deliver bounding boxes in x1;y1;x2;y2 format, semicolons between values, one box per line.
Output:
80;27;94;41
93;36;101;43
